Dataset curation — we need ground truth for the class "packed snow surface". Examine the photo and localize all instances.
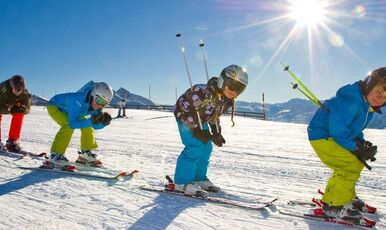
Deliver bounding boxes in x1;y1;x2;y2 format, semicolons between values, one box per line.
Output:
0;107;385;229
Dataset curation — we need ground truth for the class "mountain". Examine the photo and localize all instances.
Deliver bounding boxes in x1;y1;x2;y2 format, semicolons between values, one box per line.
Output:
236;98;386;129
111;87;154;106
30;94;49;106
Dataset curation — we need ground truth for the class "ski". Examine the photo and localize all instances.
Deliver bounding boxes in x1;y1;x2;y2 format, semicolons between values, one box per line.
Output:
279;209;376;229
140;185;277;211
18;166;139;181
0;149;48;159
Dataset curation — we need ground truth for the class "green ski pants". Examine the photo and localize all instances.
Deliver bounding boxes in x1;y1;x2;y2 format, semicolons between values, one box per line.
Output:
47;105;97;155
310;138;364;207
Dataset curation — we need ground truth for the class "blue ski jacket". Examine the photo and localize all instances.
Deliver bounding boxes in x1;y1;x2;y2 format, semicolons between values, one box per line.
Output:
308;81;374;151
48;83;105;130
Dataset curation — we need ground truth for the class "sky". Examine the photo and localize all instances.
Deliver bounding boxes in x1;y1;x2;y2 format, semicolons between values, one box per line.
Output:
1;0;386;105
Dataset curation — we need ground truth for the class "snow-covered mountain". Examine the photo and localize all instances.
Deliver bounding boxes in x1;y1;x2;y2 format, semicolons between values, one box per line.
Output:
30;94;49;106
111;87;154;106
237;98;386;129
0;107;385;229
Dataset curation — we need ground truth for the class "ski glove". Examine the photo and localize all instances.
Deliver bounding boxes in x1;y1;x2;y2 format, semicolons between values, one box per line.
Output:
191;127;211;144
352;138;377;162
101;112;112;126
210;124;221;135
9;104;27;113
211;134;226;147
91;112;104;124
91;112;112;126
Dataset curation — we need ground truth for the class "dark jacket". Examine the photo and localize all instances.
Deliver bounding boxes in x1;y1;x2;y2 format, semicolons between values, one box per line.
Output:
0;79;30;114
174;77;233;129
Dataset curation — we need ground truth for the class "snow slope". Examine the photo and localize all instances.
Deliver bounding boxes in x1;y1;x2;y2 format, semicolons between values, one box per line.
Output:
0;106;385;230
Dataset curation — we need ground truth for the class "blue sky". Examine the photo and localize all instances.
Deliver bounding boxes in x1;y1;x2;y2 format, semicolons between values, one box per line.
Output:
1;0;385;104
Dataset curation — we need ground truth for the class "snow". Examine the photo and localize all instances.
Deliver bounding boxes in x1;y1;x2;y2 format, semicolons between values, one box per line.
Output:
0;106;385;229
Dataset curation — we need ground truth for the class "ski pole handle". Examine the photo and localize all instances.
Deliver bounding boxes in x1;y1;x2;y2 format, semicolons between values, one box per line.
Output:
176;33;203;130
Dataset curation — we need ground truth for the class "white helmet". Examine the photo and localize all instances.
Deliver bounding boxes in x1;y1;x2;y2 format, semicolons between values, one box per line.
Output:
218;64;248;95
91;82;113;105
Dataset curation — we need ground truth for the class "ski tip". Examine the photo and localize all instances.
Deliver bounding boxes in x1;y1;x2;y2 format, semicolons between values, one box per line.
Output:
39;152;49;158
63;165;77;172
115;169;139;179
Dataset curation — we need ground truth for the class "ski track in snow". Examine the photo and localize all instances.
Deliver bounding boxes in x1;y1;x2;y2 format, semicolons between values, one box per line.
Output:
0;107;385;229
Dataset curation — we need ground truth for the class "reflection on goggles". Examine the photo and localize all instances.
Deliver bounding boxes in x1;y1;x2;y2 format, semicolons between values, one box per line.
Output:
95;95;108;105
226;78;246;94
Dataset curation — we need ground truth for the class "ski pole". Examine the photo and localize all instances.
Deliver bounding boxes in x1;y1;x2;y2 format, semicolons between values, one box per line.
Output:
281;63;328;112
199;40;210;81
281;63;373;170
198;39;220;133
176;33;203;130
290;82;320;107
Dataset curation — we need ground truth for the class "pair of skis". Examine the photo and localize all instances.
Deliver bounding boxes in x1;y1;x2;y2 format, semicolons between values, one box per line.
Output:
19;160;139;181
140;176;278;211
284;190;377;228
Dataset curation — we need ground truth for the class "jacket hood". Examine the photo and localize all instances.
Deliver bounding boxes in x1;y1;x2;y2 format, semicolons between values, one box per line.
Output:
336;81;364;101
337;81;382;114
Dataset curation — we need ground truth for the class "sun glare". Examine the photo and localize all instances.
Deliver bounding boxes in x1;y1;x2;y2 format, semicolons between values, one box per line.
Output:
290;0;326;27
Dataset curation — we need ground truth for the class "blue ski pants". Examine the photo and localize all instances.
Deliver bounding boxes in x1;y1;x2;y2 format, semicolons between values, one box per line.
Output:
174;121;213;185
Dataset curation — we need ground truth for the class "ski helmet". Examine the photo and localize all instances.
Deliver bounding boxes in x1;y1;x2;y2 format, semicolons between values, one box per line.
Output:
91;82;113;105
218;64;248;95
362;67;386;96
10;75;25;92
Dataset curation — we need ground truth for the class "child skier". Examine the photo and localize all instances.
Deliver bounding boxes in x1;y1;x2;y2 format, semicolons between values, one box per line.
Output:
308;67;385;220
117;98;127;118
0;75;30;152
46;81;113;167
173;64;248;197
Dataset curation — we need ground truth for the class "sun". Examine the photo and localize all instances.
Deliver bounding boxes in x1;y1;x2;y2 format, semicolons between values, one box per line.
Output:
290;0;326;27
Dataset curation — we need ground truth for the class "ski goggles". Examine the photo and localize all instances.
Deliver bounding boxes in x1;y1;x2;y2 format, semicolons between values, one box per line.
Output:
95;95;109;106
226;78;246;95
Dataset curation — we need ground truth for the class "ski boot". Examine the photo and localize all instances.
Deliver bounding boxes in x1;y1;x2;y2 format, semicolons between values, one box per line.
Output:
352;197;377;214
75;150;102;167
5;139;22;153
43;152;75;171
316;189;377;214
321;203;343;219
194;178;221;192
174;183;208;198
321;202;374;226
